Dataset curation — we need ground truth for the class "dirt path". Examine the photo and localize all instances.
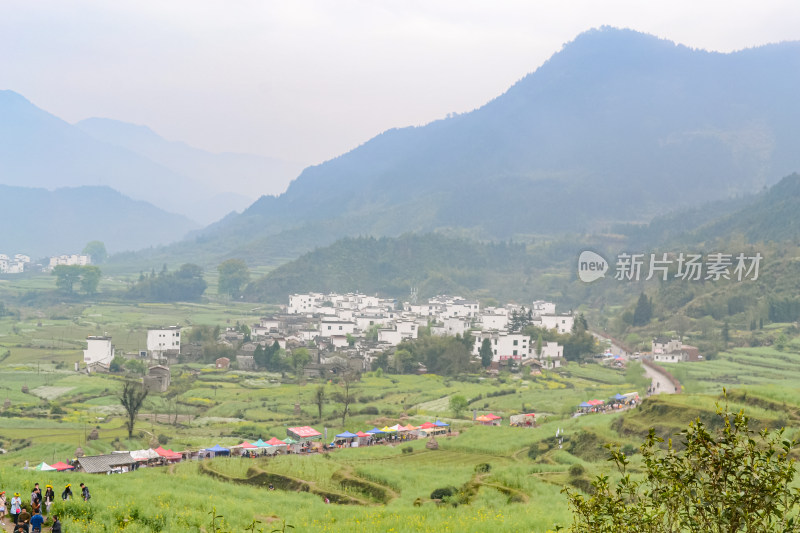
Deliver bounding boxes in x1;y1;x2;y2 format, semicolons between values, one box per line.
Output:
643;363;678;395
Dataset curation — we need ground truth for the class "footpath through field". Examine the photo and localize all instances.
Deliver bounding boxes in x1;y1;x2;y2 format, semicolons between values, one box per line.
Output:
643;362;679;394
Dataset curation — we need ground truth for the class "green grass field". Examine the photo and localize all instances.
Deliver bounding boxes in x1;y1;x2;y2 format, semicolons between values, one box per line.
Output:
2;275;800;531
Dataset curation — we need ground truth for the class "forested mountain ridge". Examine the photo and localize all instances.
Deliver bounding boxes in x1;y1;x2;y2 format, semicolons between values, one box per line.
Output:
0;185;198;257
189;27;800;264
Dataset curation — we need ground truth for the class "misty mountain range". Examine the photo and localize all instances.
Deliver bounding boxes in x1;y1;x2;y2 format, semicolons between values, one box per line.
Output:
0;184;198;257
3;27;800;262
0;90;303;225
190;27;800;264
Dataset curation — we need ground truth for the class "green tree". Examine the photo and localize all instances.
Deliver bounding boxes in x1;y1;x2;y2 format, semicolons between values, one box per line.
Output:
449;395;468;418
290;348;311;379
313;385;326;421
52;265;83;293
479;338;494;368
80;265;102;294
82;240;107;264
124;358;147;375
632;292;653;327
536;332;543;357
119;380;149;439
217;259;250;298
331;370;359;426
563;401;800;532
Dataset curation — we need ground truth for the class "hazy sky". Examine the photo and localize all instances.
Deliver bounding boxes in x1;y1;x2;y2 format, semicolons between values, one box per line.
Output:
3;1;799;169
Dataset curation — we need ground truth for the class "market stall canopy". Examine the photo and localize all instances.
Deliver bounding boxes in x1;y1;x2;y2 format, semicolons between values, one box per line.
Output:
355;431;371;438
50;461;75;471
484;414;501;420
579;402;592;408
34;462;56;471
335;431;358;439
419;422;436;429
587;399;604;406
129;449;160;461
287;426;322;440
238;441;258;449
434;420;450;427
388;424;404;432
253;439;271;448
380;426;396;433
205;444;230;454
401;424;417;431
612;393;626;400
154;447;182;460
365;427;385;434
265;438;287;446
475;415;492;422
283;437;299;445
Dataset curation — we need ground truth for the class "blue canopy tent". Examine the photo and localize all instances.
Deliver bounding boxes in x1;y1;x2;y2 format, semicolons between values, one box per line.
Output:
433;420;449;427
579;402;592;408
204;444;231;457
335;431;358;439
365;427;385;434
612;393;626;401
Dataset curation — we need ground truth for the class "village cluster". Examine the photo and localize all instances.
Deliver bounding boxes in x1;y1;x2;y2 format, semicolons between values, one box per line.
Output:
80;293;577;383
0;252;91;274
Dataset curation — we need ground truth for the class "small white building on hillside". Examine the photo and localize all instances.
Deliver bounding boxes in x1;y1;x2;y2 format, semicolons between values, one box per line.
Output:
84;336;114;368
147;326;181;360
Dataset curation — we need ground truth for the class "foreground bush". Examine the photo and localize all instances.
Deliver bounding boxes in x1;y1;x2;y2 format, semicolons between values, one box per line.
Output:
563;398;800;532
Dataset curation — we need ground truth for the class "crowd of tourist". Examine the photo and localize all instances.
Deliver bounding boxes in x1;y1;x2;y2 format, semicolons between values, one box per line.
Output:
0;481;89;532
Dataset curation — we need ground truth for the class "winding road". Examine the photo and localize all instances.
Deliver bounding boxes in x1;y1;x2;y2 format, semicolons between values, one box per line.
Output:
643;362;679;394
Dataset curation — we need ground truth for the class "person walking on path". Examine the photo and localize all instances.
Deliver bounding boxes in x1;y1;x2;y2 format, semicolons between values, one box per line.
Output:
60;485;71;502
0;490;7;525
50;515;61;533
42;487;54;516
9;493;22;525
79;483;90;502
17;505;30;532
29;509;44;533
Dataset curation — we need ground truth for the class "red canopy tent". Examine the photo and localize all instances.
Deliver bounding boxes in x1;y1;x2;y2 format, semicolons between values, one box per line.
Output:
154;446;182;460
238;441;258;449
266;437;287;446
50;461;74;471
287;426;322;440
355;431;371;438
419;422;436;429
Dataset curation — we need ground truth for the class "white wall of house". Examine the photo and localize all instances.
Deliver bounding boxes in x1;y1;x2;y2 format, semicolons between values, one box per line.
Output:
540;315;574;334
539;341;563;359
472;331;529;361
480;313;508;330
531;301;556;317
442;316;469;337
654;352;686;363
147;327;181;355
84;337;114;366
378;329;402;346
396;320;419;339
653;338;682;354
318;320;356;338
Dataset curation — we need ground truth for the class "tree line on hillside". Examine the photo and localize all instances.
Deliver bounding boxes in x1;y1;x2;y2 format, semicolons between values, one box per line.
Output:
127;263;207;302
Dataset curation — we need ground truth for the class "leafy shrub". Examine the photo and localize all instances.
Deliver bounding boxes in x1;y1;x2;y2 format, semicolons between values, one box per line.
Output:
157;434;169;445
359;406;379;415
401;446;413;454
474;463;491;473
568;464;585;477
430;486;458;500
